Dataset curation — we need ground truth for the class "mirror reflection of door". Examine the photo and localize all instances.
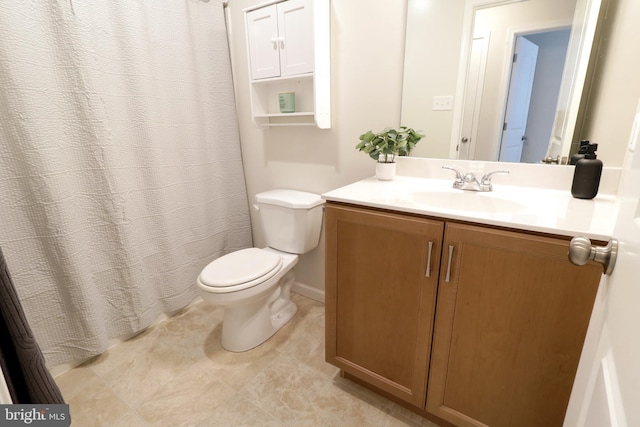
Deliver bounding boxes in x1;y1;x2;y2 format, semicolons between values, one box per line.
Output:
459;33;489;160
499;36;538;162
498;29;572;163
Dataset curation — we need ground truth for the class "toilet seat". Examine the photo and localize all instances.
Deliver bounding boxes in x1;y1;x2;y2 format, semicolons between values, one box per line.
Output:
198;248;283;293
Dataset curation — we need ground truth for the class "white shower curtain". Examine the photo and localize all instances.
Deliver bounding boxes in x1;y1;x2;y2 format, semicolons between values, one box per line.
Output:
0;0;252;367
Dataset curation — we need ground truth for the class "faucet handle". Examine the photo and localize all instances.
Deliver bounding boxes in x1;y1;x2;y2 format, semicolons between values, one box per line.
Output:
442;165;465;180
442;165;467;189
480;170;509;189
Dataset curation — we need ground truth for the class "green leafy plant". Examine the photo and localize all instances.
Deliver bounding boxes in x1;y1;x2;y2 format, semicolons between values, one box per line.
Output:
356;126;425;163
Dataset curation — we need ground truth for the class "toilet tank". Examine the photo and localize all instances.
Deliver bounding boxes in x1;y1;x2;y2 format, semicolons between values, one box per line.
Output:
255;189;324;254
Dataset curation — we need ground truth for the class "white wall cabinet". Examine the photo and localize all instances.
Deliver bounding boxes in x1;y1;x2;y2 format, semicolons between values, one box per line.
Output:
244;0;330;128
246;0;314;79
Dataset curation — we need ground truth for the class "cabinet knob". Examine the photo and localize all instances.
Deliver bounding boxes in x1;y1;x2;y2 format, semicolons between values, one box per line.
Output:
568;236;618;275
271;37;278;50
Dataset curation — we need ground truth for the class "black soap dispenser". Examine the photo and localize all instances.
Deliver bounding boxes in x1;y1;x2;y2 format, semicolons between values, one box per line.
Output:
569;140;590;165
571;143;602;199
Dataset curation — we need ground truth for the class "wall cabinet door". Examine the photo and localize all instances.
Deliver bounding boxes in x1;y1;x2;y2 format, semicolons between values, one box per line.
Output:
246;0;314;80
246;5;280;80
427;223;602;427
277;0;314;77
325;204;444;407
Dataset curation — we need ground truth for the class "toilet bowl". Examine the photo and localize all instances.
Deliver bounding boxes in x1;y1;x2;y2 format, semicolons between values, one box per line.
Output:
196;190;324;352
197;247;299;352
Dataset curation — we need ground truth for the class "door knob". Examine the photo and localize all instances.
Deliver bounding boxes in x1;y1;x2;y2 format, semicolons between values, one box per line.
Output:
568;236;618;275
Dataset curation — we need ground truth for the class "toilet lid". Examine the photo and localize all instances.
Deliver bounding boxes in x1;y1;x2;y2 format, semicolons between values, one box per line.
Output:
198;248;282;288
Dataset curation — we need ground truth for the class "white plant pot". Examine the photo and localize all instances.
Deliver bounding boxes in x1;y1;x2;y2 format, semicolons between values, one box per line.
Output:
376;162;396;181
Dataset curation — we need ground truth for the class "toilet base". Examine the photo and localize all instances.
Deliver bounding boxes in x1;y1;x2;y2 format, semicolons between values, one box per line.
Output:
220;270;297;352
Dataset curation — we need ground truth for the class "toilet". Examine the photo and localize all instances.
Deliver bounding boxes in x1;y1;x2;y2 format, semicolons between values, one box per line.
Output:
196;189;324;352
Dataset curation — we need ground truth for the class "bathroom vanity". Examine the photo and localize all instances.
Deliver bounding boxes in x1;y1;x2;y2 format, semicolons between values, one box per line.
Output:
323;159;620;427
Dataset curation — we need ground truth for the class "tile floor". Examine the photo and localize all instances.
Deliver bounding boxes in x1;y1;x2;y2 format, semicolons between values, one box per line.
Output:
54;293;440;427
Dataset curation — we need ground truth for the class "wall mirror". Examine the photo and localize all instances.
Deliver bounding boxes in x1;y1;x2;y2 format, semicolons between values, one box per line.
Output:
400;0;618;165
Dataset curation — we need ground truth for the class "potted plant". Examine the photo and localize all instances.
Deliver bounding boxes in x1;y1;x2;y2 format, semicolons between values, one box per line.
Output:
356;126;424;180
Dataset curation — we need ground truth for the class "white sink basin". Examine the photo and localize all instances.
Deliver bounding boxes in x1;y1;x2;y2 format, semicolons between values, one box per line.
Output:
404;190;529;214
322;172;620;241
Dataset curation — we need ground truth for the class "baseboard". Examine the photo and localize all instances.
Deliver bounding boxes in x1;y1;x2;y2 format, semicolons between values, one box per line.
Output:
292;281;325;303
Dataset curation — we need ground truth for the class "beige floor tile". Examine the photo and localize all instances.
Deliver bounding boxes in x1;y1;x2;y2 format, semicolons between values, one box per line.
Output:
333;375;440;427
53;293;440;427
199;322;284;391
333;374;397;411
202;396;285;427
296;378;397;427
387;403;442;427
85;327;208;407
136;371;235;426
110;411;151;427
280;318;339;378
56;366;135;427
55;367;102;401
291;293;325;327
241;352;330;425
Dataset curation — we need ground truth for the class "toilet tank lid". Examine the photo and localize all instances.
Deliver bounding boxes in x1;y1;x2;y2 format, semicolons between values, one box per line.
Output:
255;189;324;209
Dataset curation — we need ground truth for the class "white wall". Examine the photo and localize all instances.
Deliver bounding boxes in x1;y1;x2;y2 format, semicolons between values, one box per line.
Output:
226;0;640;300
581;0;640;167
225;0;407;298
400;0;465;160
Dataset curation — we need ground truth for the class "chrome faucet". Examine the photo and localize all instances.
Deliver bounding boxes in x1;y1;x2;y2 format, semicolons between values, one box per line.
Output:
442;166;509;192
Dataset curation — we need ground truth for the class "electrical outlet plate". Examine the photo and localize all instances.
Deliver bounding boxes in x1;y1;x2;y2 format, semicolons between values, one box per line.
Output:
433;96;453;111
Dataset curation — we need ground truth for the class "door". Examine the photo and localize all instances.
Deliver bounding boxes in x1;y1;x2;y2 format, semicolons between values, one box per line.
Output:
277;0;314;77
563;104;640;426
459;33;489;160
246;5;281;80
499;36;539;162
325;204;444;407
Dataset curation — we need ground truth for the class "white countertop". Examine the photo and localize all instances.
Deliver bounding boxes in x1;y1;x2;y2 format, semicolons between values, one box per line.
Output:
322;159;621;241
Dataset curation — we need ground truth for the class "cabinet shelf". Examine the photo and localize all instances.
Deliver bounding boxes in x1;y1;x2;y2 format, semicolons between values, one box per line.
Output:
253;112;319;127
254;112;315;118
251;73;314;85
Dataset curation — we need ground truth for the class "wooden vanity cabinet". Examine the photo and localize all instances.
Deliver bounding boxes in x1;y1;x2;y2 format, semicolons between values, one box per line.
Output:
427;223;601;427
325;203;444;407
325;202;602;427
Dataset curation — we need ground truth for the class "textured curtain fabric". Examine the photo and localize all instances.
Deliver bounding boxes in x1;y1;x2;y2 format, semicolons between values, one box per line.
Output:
0;0;252;367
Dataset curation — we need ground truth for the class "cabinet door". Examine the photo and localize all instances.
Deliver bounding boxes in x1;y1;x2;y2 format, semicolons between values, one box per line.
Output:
427;223;602;427
325;204;444;407
277;0;314;77
246;5;281;80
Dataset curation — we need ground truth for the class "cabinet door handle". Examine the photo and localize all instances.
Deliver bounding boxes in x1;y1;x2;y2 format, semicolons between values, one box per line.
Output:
279;37;285;49
445;244;454;282
271;37;278;50
425;241;434;277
